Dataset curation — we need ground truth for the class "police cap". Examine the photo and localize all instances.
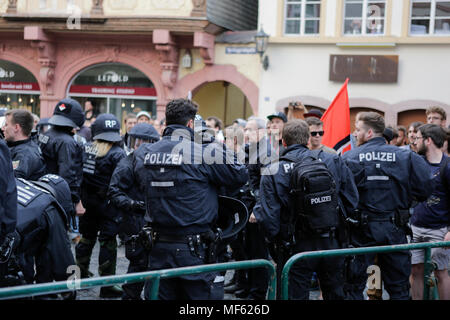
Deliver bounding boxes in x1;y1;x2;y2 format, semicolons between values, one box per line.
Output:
216;195;248;240
129;123;160;142
34;174;74;220
92;114;122;142
49;98;85;129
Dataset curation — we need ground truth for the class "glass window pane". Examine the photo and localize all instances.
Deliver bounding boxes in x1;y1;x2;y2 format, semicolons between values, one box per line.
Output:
366;2;385;18
344;19;362;34
305;20;320;34
306;3;321;18
285;20;301;34
435;2;450;16
410;19;430;33
411;2;431;17
366;19;384;34
287;4;301;18
345;3;363;17
434;18;450;33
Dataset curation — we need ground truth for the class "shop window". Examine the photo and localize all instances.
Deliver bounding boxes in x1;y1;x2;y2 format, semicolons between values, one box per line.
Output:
343;0;386;35
410;0;450;35
284;0;321;35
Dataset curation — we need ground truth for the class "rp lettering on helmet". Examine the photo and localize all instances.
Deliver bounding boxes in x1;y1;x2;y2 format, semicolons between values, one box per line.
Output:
105;120;117;128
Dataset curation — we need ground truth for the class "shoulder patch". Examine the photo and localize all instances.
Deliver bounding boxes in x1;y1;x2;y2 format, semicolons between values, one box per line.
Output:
16;184;40;207
38;134;49;144
12;160;20;170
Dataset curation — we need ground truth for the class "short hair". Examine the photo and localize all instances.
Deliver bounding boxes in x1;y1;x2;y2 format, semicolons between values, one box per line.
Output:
165;99;198;126
409;121;424;132
124;113;137;123
224;125;244;146
387;125;398;138
282;119;310;146
356;112;385;135
5;109;34;136
247;116;266;129
305;117;323;127
206;116;223;131
426;106;447;121
397;125;407;135
418;124;446;148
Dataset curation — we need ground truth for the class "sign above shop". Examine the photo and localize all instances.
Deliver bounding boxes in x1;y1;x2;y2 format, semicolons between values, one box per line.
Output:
0;82;40;91
0;60;40;92
69;85;156;97
97;71;129;83
0;68;15;79
226;47;256;54
329;55;398;83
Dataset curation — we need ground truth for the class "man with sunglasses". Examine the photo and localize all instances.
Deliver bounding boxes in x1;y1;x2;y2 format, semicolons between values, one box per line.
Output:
305;117;337;154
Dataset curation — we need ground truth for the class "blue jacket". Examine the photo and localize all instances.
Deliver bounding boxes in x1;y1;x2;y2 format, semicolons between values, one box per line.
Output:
342;137;433;214
132;124;249;235
0;139;17;239
253;144;359;240
8;138;46;181
39;127;84;204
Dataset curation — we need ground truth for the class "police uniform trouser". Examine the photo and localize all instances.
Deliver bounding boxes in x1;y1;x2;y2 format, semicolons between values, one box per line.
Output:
121;214;148;300
345;221;411;300
144;241;220;300
75;198;120;278
245;223;269;299
289;236;345;300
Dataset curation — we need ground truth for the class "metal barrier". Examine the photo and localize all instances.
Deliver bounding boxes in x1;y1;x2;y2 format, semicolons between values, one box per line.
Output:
0;259;276;300
281;241;450;300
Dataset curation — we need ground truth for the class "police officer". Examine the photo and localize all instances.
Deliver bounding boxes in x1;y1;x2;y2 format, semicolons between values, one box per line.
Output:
38;98;86;217
132;98;248;300
253;119;359;300
75;113;126;298
0;139;17;284
342;111;433;300
2;109;46;180
13;177;76;299
108;122;160;300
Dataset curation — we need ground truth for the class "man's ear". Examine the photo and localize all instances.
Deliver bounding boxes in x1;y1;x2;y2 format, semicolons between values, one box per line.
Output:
187;119;194;129
282;138;287;148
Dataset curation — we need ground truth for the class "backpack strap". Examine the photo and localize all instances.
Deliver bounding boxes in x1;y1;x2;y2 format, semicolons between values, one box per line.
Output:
440;156;450;200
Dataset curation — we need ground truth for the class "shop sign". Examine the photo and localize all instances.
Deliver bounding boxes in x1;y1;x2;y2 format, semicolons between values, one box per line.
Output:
69;85;157;97
0;81;40;91
225;47;257;54
97;71;129;83
0;68;15;79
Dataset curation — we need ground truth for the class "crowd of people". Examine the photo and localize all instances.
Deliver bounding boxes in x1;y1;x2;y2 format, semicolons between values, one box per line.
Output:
0;97;448;300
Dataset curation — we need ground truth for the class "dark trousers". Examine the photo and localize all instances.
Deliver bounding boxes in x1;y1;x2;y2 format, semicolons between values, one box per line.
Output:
245;223;269;299
345;221;411;300
288;236;345;300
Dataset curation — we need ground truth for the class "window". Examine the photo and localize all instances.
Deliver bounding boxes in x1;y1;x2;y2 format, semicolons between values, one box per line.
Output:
284;0;321;35
343;0;386;35
410;0;450;35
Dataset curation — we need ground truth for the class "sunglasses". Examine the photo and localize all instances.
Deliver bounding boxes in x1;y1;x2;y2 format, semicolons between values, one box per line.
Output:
311;131;324;137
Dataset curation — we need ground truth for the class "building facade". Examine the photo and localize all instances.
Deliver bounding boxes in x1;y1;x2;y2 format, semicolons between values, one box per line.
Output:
0;0;260;128
258;0;450;128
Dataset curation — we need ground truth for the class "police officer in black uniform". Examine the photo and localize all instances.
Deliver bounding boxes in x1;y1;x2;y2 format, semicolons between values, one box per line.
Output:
132;99;248;300
108;122;160;300
342;111;433;300
75;113;126;298
0;139;17;284
38;98;85;217
253;119;359;300
2;109;46;180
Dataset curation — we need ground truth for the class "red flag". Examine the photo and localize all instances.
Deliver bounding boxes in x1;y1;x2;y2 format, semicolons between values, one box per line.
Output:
320;78;352;155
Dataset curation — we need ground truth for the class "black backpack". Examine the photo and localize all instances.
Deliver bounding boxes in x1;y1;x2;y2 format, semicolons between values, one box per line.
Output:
282;150;340;233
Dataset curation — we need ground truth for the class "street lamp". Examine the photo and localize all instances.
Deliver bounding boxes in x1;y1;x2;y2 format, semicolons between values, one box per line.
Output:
255;27;270;70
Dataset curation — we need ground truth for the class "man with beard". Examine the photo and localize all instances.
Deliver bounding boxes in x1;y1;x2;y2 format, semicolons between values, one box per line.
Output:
410;124;450;300
342;112;432;300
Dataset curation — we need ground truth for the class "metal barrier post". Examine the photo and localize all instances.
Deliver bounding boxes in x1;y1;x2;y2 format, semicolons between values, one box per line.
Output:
423;247;432;300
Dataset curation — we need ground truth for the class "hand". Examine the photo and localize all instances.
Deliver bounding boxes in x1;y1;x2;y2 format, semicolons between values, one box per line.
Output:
249;212;257;223
444;231;450;249
75;201;86;216
130;200;145;211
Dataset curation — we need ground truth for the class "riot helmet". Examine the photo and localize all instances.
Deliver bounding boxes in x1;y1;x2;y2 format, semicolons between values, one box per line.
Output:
127;123;160;150
33;174;74;220
48;98;85;129
216;195;249;241
36;117;51;135
92;113;122;142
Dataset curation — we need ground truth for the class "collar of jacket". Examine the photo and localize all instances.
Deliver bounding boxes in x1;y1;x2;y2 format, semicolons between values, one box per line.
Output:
281;143;309;157
162;124;195;141
7;137;31;148
362;136;386;147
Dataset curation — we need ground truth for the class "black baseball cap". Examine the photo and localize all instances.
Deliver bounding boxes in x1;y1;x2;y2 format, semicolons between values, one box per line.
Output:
92;114;122;142
267;112;287;123
304;109;323;119
49;98;85;128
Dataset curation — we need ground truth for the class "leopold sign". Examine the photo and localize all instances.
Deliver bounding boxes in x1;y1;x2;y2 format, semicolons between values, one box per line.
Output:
97;71;129;83
0;68;15;79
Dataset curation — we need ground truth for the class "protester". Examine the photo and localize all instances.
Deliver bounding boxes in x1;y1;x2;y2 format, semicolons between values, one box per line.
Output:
410;124;450;300
136;111;152;124
402;121;424;152
205;116;225;143
396;125;407;146
121;113;137;154
267;112;287;155
305;117;337;154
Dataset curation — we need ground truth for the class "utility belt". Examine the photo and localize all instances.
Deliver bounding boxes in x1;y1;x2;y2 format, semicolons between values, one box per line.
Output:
295;227;336;240
349;209;411;230
128;226;222;264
